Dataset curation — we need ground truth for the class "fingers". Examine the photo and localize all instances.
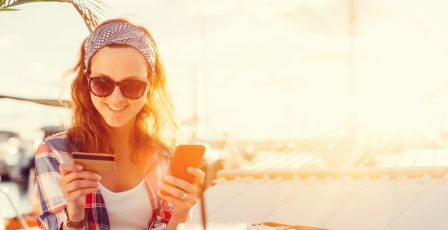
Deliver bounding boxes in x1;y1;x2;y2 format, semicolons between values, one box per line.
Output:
159;180;194;200
63;171;102;184
187;167;205;185
66;187;99;202
157;190;197;206
65;179;99;193
158;168;206;216
59;163;101;204
159;167;205;200
162;175;199;195
59;163;83;175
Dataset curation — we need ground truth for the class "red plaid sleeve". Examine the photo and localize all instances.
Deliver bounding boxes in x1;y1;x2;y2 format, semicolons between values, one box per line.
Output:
35;141;66;229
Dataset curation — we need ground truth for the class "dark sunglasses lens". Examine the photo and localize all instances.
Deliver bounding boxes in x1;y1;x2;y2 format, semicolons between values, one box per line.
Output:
90;77;115;97
120;79;147;99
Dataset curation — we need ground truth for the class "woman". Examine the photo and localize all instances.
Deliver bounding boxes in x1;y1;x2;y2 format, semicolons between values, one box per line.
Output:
35;18;204;229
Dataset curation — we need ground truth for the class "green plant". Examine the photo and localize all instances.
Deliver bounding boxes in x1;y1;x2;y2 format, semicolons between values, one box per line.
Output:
0;0;107;32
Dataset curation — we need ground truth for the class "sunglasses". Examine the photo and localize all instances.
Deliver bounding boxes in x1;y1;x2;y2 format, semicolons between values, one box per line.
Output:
87;75;149;99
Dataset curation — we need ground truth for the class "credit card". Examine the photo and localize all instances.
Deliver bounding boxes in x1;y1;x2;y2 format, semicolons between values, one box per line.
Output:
72;152;116;173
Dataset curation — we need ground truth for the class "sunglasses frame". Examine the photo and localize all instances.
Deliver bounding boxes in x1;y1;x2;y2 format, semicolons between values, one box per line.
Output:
86;75;149;99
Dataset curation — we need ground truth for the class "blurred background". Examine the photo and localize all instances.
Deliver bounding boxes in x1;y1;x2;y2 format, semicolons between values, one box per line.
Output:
1;0;448;228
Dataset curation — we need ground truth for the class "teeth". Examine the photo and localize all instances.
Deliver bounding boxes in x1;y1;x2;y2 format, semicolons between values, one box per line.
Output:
106;104;127;112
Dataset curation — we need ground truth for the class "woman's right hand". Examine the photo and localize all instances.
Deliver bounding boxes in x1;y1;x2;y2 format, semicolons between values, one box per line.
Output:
59;164;101;215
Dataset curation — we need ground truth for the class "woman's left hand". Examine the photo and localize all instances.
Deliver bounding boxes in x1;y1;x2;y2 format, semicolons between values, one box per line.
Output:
158;167;205;220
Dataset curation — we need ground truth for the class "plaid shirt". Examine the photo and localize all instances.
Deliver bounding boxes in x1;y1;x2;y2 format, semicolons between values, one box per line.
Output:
35;131;173;229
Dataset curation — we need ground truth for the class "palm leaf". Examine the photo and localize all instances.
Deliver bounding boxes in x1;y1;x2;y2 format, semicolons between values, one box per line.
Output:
0;8;18;10
0;94;71;108
0;0;108;31
0;0;69;10
70;0;108;32
0;0;108;107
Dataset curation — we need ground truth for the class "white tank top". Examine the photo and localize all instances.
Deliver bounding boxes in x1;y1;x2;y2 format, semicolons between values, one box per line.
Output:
99;180;152;230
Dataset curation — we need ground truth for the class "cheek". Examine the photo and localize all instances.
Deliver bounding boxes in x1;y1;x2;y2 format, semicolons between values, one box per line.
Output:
90;93;102;111
133;96;147;112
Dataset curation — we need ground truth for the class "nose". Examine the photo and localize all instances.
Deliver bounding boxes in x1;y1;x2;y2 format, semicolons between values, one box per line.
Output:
107;85;126;102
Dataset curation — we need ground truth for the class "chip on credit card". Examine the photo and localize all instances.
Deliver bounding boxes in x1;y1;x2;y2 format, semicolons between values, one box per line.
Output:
72;152;116;173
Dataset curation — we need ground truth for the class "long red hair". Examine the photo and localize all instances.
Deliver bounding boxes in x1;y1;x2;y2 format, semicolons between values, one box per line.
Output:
66;18;179;162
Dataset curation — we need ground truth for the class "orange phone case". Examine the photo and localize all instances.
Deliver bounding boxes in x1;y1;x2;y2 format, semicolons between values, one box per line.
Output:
169;145;205;183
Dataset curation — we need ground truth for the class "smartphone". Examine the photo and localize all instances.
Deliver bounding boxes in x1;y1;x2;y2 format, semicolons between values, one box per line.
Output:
168;145;206;183
72;152;116;173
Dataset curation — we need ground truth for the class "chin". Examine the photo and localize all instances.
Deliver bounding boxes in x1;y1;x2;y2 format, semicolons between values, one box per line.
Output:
104;117;133;128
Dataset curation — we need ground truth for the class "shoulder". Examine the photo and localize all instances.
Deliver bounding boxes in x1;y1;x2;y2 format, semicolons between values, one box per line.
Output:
144;141;172;175
158;144;172;160
36;130;73;164
149;140;172;162
43;130;71;153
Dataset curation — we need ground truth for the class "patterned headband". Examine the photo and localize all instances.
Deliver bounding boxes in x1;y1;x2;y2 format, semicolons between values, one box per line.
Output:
84;21;156;73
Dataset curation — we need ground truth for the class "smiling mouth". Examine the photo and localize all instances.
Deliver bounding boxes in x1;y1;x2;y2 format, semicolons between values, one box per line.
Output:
105;104;128;112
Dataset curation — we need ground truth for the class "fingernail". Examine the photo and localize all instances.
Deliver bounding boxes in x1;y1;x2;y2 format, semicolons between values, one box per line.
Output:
76;165;83;170
96;174;102;180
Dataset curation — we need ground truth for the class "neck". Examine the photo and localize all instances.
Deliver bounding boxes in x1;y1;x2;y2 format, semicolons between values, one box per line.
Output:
109;119;135;151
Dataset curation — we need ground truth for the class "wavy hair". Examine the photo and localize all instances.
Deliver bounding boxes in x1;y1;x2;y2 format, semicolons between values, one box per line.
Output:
66;18;179;162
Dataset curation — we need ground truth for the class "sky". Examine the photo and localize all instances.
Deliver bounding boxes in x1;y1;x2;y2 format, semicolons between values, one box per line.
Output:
1;0;448;141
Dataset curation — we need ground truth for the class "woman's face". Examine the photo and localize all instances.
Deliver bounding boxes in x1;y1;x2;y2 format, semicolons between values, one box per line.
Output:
89;46;148;128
